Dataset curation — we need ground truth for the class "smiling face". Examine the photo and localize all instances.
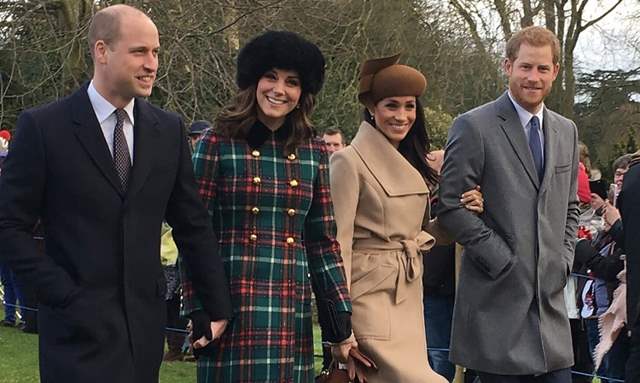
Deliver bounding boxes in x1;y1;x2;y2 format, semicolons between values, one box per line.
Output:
255;68;302;130
93;12;159;108
371;96;417;148
504;42;559;114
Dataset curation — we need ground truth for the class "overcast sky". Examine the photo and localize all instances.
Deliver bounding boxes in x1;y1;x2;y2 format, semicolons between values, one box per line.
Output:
574;0;639;73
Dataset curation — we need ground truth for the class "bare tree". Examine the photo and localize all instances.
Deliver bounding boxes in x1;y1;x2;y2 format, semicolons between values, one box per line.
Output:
448;0;624;118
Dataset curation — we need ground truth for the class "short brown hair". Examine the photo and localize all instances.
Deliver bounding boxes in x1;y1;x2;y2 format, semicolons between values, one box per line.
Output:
506;26;561;65
323;128;344;144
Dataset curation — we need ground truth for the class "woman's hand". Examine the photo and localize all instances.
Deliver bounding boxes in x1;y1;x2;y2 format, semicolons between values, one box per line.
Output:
330;334;356;364
461;185;483;214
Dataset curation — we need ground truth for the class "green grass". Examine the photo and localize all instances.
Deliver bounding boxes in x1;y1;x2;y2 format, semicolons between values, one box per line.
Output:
0;302;324;382
0;323;197;383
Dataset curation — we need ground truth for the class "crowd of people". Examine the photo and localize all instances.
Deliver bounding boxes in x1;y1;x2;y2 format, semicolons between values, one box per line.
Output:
0;4;639;383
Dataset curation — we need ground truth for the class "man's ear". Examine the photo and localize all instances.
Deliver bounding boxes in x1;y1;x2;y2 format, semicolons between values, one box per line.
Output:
502;57;513;76
94;40;109;64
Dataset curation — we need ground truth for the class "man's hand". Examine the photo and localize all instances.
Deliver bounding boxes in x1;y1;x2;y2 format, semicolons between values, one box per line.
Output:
591;192;606;212
602;201;621;229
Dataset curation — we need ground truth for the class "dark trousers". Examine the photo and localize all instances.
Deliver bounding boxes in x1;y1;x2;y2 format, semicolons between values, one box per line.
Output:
477;368;571;383
165;292;187;353
570;319;593;383
0;263;23;323
627;321;640;383
424;293;455;381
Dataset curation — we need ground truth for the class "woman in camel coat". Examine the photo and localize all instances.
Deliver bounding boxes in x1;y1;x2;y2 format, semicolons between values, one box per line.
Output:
329;54;482;382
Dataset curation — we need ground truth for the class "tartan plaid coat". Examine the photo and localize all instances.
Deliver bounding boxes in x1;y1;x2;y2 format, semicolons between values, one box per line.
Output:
182;121;352;383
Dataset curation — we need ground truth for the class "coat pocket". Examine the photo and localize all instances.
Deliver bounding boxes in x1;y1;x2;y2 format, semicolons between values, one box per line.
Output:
555;163;571;174
350;260;396;340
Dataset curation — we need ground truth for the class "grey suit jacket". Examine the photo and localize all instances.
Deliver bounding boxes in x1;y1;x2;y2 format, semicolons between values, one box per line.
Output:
437;92;580;375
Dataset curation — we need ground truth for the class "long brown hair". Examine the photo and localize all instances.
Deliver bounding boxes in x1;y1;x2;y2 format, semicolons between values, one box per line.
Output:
215;83;317;153
363;99;439;187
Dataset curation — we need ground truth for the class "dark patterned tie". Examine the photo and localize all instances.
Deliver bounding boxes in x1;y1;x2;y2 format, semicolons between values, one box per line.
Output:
113;109;131;191
528;115;544;182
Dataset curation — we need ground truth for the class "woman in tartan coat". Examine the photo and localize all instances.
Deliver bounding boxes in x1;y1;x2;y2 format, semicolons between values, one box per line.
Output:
181;31;353;383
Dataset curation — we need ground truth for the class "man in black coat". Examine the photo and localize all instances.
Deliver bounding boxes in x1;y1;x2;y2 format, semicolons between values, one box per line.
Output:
619;151;640;383
0;5;231;383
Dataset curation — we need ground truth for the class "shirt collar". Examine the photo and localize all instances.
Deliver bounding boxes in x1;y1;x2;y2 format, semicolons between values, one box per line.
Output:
507;91;544;129
87;81;135;126
246;119;292;149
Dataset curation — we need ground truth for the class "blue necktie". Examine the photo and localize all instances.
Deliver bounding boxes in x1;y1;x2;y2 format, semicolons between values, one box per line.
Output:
528;116;543;181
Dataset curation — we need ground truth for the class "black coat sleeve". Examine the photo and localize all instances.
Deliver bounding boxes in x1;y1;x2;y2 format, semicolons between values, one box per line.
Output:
0;111;79;307
164;117;232;321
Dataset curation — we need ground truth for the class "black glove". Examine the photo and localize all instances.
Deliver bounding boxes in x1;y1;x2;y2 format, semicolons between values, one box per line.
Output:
189;310;219;358
317;298;352;343
190;309;213;343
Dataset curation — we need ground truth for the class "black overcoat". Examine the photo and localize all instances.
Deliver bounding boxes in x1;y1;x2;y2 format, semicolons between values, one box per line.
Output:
620;158;640;329
0;85;231;383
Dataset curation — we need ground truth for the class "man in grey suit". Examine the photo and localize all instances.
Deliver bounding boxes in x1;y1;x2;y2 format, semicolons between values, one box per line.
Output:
438;26;579;383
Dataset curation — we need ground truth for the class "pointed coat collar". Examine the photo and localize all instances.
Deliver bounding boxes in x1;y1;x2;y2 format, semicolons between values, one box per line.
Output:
71;83;160;199
495;91;558;191
350;121;428;197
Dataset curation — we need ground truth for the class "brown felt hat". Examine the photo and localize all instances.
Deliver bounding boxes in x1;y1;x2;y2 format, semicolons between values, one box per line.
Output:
358;53;427;109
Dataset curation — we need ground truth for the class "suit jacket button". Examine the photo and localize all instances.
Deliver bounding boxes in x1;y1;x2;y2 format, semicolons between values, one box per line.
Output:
249;234;258;242
286;237;295;245
287;208;296;216
253;176;261;184
289;179;298;187
251;207;260;215
287;153;296;161
251;150;260;157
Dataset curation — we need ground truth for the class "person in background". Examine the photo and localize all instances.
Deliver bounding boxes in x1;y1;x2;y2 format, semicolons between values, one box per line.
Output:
161;222;188;362
0;130;25;329
618;150;640;383
322;128;346;155
422;149;457;382
188;120;211;151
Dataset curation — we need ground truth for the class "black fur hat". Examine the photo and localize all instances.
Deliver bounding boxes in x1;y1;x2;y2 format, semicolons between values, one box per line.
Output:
236;31;325;95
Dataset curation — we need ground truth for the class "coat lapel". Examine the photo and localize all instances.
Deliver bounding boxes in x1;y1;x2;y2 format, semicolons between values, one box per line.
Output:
351;122;428;197
71;85;124;197
496;92;540;189
539;109;558;195
125;99;160;201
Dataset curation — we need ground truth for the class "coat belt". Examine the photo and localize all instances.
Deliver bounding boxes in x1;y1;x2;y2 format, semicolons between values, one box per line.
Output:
395;230;435;304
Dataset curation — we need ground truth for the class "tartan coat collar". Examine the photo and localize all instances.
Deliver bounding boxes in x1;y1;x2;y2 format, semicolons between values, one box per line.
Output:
246;119;292;149
351;121;428;197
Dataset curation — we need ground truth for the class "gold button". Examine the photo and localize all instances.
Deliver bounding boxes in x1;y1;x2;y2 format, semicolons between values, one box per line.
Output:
287;208;295;216
251;150;260;157
287;153;296;161
286;237;295;244
289;179;298;187
253;176;261;184
249;234;257;241
251;207;260;214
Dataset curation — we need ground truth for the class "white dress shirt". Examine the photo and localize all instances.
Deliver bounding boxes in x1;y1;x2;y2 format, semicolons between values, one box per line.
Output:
508;91;545;161
87;81;135;163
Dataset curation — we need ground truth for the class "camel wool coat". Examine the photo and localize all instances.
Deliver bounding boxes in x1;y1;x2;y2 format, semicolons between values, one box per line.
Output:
330;122;447;383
